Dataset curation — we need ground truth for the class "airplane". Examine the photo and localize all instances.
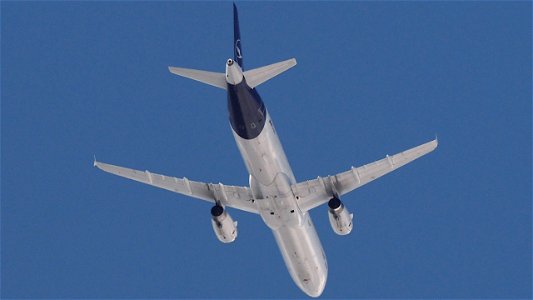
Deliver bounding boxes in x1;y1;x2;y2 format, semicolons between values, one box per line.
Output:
94;3;438;297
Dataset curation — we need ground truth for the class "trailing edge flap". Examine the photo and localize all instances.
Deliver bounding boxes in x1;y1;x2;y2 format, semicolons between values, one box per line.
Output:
168;66;227;90
243;58;297;89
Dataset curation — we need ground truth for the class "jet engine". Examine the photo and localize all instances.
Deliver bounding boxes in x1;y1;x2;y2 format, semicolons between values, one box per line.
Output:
211;205;238;243
327;197;354;235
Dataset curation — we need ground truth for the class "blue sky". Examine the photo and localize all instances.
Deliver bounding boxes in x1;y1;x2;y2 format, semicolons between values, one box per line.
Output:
2;1;531;298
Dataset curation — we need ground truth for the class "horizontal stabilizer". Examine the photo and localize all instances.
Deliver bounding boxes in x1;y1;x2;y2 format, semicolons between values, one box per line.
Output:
243;58;297;88
168;66;227;90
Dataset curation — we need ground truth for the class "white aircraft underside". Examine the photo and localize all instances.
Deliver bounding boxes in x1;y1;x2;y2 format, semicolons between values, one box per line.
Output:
94;4;437;297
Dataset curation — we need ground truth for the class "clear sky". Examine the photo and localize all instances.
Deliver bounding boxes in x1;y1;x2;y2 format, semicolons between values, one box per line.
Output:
2;1;531;299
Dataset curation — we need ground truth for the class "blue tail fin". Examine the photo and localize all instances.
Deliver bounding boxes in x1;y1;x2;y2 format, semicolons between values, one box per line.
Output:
233;3;243;69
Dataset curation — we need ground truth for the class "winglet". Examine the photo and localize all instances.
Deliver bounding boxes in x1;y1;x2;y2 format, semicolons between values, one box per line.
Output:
93;155;98;167
431;135;439;150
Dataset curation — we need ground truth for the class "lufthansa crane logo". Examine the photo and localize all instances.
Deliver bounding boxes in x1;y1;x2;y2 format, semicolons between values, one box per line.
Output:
235;39;242;58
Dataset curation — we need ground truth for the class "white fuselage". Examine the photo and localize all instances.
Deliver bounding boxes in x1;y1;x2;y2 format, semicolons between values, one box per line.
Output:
232;112;328;297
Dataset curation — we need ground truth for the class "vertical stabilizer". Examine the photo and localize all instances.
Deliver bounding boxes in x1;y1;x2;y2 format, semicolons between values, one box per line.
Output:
233;3;244;69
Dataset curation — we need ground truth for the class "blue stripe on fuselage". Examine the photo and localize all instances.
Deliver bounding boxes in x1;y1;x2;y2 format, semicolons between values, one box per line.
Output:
227;80;266;140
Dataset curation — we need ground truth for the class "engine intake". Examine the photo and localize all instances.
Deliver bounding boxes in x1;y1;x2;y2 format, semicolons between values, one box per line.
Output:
328;197;354;235
211;205;238;243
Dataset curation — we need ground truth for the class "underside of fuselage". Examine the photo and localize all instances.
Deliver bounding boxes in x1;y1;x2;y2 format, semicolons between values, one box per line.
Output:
230;107;329;298
226;59;328;297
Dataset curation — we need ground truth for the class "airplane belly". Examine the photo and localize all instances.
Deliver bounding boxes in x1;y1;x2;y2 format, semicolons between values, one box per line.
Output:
232;111;304;228
232;112;295;187
231;106;327;296
272;214;328;297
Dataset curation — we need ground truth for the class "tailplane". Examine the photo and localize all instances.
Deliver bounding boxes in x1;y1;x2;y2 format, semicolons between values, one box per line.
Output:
168;67;226;90
244;58;297;88
167;4;296;90
232;4;296;87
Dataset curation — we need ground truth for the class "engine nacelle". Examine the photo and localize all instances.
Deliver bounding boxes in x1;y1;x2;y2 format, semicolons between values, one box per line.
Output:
327;197;354;235
211;205;238;243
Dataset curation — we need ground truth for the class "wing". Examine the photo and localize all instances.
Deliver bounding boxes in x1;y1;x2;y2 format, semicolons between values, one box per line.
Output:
94;161;257;214
291;139;438;212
